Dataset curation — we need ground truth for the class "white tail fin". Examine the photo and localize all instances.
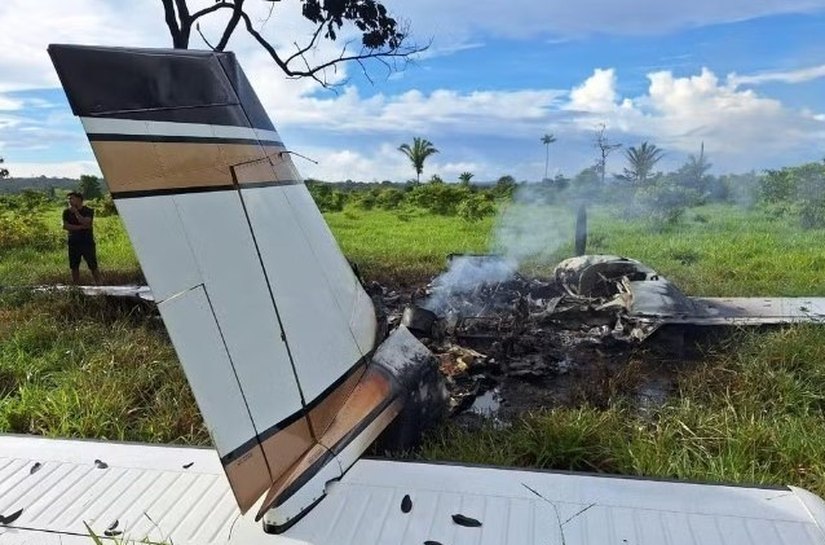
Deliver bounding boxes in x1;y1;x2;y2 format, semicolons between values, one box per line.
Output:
49;45;387;519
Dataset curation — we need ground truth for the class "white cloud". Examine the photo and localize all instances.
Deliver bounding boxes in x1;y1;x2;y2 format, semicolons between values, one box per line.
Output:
554;67;825;171
282;65;823;177
0;0;160;92
4;160;100;178
298;143;489;182
1;1;823;180
0;94;23;111
568;68;619;113
729;64;825;86
248;60;565;135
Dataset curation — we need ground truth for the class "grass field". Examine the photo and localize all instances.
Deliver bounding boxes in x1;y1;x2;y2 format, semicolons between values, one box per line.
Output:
2;201;825;496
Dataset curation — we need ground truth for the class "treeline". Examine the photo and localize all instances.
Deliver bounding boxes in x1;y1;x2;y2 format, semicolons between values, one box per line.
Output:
2;157;823;247
0;175;110;195
308;158;825;230
307;176;520;221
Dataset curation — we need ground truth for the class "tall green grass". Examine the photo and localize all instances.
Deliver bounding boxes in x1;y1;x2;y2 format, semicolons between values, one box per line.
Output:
3;202;823;295
0;290;206;444
0;214;141;285
418;326;825;495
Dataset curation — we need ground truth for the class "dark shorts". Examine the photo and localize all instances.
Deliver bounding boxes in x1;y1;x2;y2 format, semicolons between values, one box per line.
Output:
68;242;98;270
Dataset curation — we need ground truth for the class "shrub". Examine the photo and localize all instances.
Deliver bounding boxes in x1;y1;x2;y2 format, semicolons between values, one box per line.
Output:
88;194;118;217
0;215;62;252
306;182;347;212
0;191;55;213
457;193;496;222
407;183;472;215
353;189;380;210
759;162;825;229
491;175;517;200
376;188;405;210
632;176;700;227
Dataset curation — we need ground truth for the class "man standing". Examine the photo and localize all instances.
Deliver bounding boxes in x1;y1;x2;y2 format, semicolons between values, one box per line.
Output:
63;191;101;284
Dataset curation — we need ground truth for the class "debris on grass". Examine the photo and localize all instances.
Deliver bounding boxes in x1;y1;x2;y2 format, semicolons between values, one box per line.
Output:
374;254;705;425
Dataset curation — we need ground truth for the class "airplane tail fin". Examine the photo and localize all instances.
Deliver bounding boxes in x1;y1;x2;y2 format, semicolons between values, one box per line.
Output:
48;44;400;524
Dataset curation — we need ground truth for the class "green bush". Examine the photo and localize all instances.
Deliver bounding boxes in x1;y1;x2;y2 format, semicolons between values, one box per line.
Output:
633;176;701;227
457;193;496;222
88;194;118;217
306;182;347;212
407;183;472;215
491;175;517;200
0;191;55;213
376;188;405;210
353;189;379;210
0;215;62;252
760;162;825;229
761;167;798;204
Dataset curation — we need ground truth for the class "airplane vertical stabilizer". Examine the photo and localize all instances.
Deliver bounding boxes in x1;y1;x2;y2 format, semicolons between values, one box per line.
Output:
48;44;383;520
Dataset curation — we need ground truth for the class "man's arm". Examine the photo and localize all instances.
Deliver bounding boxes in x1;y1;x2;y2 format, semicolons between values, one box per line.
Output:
72;208;93;227
62;209;89;231
63;222;87;231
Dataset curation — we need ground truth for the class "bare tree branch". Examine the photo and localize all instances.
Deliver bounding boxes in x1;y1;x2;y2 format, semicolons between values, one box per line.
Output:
261;0;276;28
173;0;189;20
189;2;235;25
167;0;427;89
215;0;245;51
161;0;184;48
285;20;328;66
174;0;192;47
240;10;422;87
196;22;217;50
357;58;373;85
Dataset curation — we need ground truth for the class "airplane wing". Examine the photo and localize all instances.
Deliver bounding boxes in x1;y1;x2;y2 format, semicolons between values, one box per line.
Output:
1;434;825;545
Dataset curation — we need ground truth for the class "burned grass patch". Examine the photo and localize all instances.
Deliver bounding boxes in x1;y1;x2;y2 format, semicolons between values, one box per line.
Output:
374;255;719;426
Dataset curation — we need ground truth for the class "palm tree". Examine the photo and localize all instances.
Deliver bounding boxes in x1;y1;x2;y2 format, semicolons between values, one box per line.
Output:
458;172;474;186
682;141;712;192
398;138;439;183
623;141;664;184
540;133;556;181
0;157;8;180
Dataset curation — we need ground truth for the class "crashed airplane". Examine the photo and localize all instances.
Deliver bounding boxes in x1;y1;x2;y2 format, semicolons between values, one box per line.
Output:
2;44;825;544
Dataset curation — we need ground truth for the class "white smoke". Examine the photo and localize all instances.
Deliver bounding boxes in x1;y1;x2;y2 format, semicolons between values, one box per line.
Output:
421;183;582;315
492;184;578;265
421;254;517;314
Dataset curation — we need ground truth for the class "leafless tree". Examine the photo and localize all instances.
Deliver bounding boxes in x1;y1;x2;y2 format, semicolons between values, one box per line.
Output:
160;0;426;87
594;123;622;186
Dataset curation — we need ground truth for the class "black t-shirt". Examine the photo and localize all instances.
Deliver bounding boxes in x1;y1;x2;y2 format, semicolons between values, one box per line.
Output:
63;206;95;245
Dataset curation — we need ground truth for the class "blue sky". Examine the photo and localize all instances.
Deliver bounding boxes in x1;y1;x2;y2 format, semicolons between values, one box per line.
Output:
1;0;824;182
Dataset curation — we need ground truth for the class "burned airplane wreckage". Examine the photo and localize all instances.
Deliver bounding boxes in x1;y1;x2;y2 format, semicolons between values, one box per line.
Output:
385;254;825;418
59;253;825;420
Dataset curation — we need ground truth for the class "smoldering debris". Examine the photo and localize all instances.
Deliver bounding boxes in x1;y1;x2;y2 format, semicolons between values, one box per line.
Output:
375;254;702;423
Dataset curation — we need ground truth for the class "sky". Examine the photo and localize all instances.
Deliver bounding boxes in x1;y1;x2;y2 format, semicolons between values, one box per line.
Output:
0;0;824;182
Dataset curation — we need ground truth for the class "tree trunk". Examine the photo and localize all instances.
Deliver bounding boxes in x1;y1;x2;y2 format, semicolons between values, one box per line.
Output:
575;204;588;256
544;145;550;180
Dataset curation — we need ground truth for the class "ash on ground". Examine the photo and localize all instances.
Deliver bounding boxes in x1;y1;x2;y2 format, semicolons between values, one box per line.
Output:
370;255;707;428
